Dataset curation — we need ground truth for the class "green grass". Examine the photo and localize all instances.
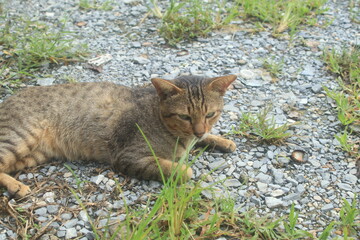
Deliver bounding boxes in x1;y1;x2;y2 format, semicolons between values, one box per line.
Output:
230;106;293;144
149;0;327;45
0;15;87;84
262;57;284;80
323;46;360;162
79;0;114;11
236;0;328;36
149;0;238;45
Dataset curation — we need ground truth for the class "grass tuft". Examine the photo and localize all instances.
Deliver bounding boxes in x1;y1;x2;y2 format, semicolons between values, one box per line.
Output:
79;0;114;11
0;15;87;83
230;106;293;144
262;57;284;79
149;0;238;45
236;0;328;36
323;46;360;162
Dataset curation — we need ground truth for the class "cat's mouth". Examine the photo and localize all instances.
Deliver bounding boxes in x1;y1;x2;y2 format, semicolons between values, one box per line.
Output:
197;132;209;141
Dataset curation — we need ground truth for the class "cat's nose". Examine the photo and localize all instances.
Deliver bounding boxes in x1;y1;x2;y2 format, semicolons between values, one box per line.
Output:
194;131;205;138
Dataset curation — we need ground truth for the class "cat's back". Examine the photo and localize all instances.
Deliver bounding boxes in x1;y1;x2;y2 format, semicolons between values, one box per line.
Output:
0;82;134;117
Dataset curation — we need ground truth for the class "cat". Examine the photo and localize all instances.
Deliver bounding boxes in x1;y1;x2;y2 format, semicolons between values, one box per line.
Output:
0;74;237;198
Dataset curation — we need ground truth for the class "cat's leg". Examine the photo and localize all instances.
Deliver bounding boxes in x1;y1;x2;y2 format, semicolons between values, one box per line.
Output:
114;157;193;183
0;173;30;197
197;134;236;153
0;126;48;197
0;149;49;198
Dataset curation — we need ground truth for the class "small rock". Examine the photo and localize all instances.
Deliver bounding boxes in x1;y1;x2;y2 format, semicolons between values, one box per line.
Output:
283;193;301;201
61;213;73;220
57;231;66;238
65;228;77;239
265;197;284;208
224;179;242;187
37;78;55;86
256;182;268;192
314;195;322;201
239;69;256;79
35;207;47;216
243;80;265;87
90;175;105;185
47;205;59;214
64;219;78;229
271;189;285;197
301;65;315;76
132;42;141;48
64;172;72;178
343;174;358;184
320;180;330;188
256;173;272;183
337;183;353;191
112;200;123;209
253;160;262;169
321;203;334;212
133;56;150;65
208;159;228;170
79;210;89;222
311;84;323;93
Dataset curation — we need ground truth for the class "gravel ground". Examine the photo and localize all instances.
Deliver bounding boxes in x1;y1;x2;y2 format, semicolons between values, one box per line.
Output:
1;0;359;239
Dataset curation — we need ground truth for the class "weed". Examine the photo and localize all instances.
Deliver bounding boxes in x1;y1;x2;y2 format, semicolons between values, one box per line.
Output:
323;46;360;162
335;128;358;153
0;15;87;83
323;47;360;85
236;0;328;36
324;86;359;126
283;204;314;239
262;57;284;79
318;195;360;239
230;106;292;144
337;196;360;238
149;0;238;45
79;0;114;11
349;0;360;23
63;75;78;83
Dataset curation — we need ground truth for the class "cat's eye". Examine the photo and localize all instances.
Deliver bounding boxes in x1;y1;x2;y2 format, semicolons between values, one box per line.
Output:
178;114;191;121
206;112;215;118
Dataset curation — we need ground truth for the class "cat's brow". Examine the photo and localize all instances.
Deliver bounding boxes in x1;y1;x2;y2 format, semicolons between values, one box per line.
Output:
162;113;177;118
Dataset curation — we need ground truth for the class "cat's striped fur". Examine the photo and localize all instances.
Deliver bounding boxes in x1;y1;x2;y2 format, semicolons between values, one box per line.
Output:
0;75;236;197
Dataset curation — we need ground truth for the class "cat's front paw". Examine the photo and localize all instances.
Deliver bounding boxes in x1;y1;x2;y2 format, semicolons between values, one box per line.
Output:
179;164;193;181
9;183;31;198
221;139;236;153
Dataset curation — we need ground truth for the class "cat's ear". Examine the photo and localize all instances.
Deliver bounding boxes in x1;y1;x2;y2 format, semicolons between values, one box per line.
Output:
151;78;183;100
208;75;237;95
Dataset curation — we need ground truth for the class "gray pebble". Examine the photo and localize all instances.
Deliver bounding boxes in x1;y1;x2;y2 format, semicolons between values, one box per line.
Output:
208;159;228;170
64;219;78;229
61;213;73;220
337;183;353;191
57;231;66;238
35;207;47;216
265;197;284;208
224;179;242;187
283;193;302;201
37;78;55;86
65;228;77;239
90;175;105;185
343;174;358;184
47;205;59;214
311;84;323;93
321;203;334;212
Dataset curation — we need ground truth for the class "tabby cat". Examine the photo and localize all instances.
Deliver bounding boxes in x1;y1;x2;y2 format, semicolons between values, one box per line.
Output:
0;75;237;198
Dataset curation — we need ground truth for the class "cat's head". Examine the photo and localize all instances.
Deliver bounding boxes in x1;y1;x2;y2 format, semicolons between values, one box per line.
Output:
151;75;236;140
